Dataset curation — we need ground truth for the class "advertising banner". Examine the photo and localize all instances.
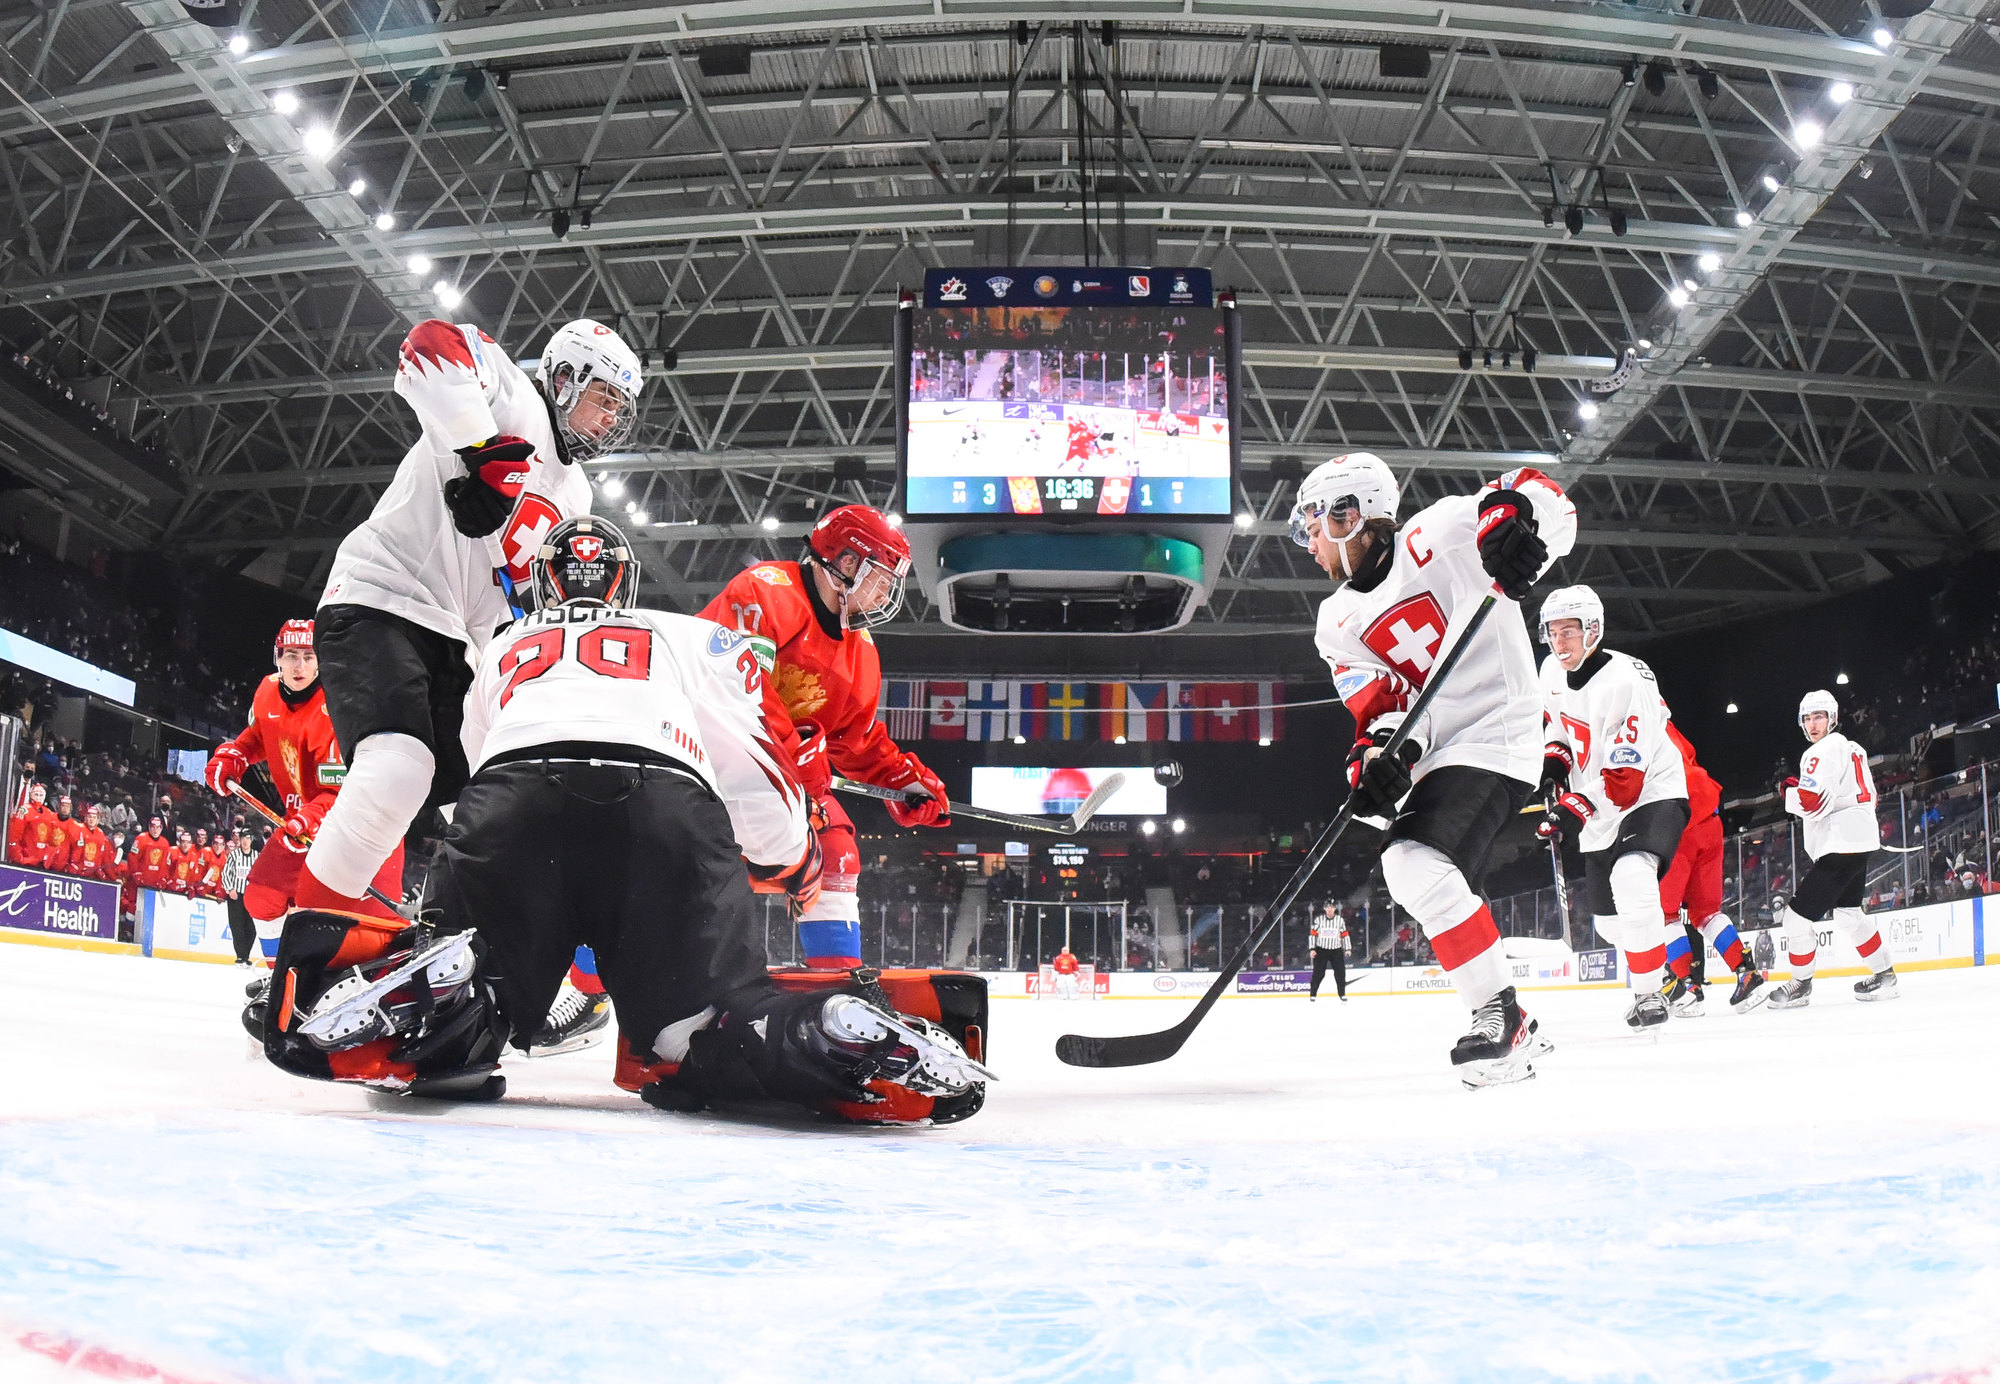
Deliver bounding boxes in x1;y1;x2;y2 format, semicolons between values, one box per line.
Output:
0;864;119;942
140;890;239;962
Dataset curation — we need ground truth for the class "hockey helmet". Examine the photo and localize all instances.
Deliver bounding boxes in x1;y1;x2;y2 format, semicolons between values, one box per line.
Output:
1289;452;1399;549
1798;689;1839;736
532;515;640;611
806;505;912;629
274;618;315;659
537;319;644;461
1538;585;1605;654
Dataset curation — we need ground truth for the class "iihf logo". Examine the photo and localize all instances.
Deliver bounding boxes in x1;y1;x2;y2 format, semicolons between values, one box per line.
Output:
569;535;605;562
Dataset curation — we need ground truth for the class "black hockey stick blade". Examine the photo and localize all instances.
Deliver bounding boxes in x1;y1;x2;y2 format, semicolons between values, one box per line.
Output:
1057;591;1502;1069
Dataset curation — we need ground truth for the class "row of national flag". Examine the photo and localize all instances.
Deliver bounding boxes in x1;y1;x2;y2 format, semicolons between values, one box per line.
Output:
877;681;1288;743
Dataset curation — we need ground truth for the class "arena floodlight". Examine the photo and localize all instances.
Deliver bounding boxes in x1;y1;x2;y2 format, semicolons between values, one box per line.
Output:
1698;252;1722;274
1234;512;1254;529
1141;820;1157;835
272;90;300;115
1829;80;1855;104
1734;208;1755;226
228;33;251;55
1794;119;1824;149
1643;60;1668;96
1563;205;1585;236
1872;26;1894;47
1726;701;1739;713
1668;286;1691;309
301;125;336;160
1171;818;1186;834
347;177;366;198
373;211;395;231
1577;401;1600;421
760;515;781;531
407;254;432;275
551;208;570;240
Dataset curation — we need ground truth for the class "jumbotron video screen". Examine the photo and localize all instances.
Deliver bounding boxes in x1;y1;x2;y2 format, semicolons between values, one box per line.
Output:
902;305;1233;518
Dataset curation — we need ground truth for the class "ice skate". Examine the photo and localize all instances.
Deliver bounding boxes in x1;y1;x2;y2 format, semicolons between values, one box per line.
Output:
1727;968;1770;1012
1854;967;1899;1002
296;930;480;1049
525;983;610;1057
1624;990;1670;1029
1661;975;1705;1017
806;993;997;1098
1450;987;1551;1089
1764;977;1812;1010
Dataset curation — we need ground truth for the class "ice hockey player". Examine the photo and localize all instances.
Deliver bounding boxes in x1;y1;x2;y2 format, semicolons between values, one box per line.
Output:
255;516;991;1121
297;317;639;922
6;782;57;868
700;504;949;970
1762;690;1898;1009
1653;718;1765;1015
1295;452;1576;1086
65;805;116;881
206;618;404;965
1051;945;1083;999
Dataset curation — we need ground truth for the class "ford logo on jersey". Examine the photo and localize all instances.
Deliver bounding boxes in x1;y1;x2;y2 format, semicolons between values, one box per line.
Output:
706;625;742;655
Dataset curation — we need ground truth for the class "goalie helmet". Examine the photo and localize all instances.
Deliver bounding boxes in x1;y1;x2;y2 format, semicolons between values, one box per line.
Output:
531;515;639;611
1798;689;1839;736
1289;452;1399;549
1538;585;1605;654
806;505;912;629
537;319;644;461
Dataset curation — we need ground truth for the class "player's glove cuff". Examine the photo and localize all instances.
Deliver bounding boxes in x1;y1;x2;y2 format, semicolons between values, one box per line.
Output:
1475;490;1548;600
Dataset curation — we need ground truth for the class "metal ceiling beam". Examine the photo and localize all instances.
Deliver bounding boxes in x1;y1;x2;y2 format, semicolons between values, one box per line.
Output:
13;0;1997;150
1565;0;1998;466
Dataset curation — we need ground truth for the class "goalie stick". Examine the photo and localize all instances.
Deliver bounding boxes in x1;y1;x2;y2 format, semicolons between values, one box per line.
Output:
226;784;416;919
1056;591;1504;1069
833;772;1126;837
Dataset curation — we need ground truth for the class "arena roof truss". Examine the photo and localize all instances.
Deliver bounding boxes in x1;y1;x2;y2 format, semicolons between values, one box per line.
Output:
3;0;1999;671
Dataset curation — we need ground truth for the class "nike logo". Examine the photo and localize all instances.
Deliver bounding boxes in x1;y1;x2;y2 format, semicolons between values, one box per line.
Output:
265;713;280;719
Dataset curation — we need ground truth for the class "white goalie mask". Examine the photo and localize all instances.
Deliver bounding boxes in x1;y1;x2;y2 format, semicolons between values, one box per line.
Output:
1289;452;1399;559
537;319;644;461
1538;585;1605;654
1798;689;1839;738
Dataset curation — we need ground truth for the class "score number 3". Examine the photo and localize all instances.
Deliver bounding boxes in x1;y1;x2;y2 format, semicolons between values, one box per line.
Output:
499;624;654;707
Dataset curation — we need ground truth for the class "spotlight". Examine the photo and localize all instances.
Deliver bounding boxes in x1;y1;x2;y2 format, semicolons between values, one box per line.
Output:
551;207;570;239
1521;345;1538;373
301;125;336;159
760;515;781;531
227;33;251;56
1543;205;1556;227
460;67;487;102
1668;286;1691;308
600;477;625;498
1829;80;1855;104
1115;735;1128;745
1171;818;1186;834
1762;173;1783;192
1141;819;1157;836
1013;735;1027;745
373;211;395;231
1643;60;1667;96
1681;278;1699;293
1458;346;1474;370
272;90;300;115
1696;67;1719;100
1698;252;1722;273
1578;400;1601;421
1734;208;1755;226
1607;206;1628;236
1636;338;1653;351
1793;119;1823;149
1872;26;1893;47
580;207;592;231
1726;701;1739;714
625;500;639;515
1258;737;1272;747
1836;672;1850;685
634;512;651;526
1234;512;1254;529
1620;60;1637;87
1563;204;1585;235
492;69;510;91
347;177;367;197
885;513;903;528
407;254;433;275
433;282;461;309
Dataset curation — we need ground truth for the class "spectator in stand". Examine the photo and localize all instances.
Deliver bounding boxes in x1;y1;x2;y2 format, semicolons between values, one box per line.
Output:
107;793;138;840
7;782;59;868
65;805;116;880
221;826;257;966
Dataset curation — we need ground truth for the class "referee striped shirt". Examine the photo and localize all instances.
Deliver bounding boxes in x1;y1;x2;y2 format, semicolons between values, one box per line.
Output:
221;843;256;898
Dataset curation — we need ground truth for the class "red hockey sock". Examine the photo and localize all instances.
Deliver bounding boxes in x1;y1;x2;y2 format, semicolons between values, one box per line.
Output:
567;962;607;996
294;862;401;923
1668;949;1691;979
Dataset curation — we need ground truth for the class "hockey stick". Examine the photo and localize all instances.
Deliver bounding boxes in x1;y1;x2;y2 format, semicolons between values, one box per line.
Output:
227;784;413;918
1056;591;1504;1068
833;772;1126;837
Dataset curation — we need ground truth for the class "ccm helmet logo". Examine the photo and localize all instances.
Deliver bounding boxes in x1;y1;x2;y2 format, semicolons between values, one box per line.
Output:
569;535;605;562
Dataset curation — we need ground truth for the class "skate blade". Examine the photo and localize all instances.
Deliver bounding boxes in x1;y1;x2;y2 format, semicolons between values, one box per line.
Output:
872;1008;999;1088
1460;1056;1537;1090
1853;988;1901;1003
297;933;475;1047
1729;988;1774;1014
523;1026;610;1058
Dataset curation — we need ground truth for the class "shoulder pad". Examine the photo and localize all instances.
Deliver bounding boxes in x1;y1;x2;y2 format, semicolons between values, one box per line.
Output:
748;565;793;587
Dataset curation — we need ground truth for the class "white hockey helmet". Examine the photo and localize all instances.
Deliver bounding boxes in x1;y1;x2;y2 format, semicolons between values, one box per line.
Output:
1538;584;1605;653
1289;452;1399;548
1798;689;1839;735
537;319;644;460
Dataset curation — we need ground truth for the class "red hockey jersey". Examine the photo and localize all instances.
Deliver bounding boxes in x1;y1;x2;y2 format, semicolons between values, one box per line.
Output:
222;676;345;816
6;804;59;869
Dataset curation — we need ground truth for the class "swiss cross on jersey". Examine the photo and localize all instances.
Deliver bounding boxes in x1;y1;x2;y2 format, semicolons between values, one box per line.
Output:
1362;595;1448;687
500;495;562;583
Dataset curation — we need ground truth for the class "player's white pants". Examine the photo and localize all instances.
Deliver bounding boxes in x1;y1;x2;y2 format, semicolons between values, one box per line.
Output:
1380;840;1509;1012
1783;905;1889;982
302;732;433;900
1592;851;1667;987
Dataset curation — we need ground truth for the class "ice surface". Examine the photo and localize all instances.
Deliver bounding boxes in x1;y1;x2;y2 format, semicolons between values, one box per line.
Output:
3;944;1997;1384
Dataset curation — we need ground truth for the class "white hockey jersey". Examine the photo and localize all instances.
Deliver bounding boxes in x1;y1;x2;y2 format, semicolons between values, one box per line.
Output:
1785;731;1879;860
321;321;593;654
1538;649;1688;853
1317;468;1578;789
460;604;811;872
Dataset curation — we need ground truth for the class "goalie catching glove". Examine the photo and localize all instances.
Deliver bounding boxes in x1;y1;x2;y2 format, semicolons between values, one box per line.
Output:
1474;489;1549;600
880;753;950;828
443;435;536;538
1345;729;1421;821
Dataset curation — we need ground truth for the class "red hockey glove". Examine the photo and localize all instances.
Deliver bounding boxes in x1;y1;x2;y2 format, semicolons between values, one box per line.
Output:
443;435;535;538
881;753;950;828
792;720;833;800
207;744;249;796
1475;490;1548;600
1345;731;1421;822
283;798;330;847
1537;791;1594;843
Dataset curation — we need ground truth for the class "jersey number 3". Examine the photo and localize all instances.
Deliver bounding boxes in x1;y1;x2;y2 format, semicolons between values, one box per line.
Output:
499;625;653;707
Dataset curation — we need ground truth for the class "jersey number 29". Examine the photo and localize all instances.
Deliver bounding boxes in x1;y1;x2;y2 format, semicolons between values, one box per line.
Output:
498;625;653;707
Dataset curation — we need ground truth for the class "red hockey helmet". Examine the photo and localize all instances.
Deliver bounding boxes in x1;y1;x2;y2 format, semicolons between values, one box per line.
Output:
275;618;314;659
531;514;639;610
805;505;911;629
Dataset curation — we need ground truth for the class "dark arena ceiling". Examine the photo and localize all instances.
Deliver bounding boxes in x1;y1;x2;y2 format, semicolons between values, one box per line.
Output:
3;0;1999;676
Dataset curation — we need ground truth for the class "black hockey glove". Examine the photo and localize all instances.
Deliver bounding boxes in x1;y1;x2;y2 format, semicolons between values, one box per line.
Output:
1345;732;1421;822
1538;741;1574;798
1475;489;1548;600
442;435;536;538
1536;790;1594;844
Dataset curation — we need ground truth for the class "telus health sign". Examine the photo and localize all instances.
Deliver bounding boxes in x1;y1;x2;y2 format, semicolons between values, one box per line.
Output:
0;864;119;941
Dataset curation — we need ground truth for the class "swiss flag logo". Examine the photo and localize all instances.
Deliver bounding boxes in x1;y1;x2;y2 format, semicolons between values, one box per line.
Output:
500;494;562;583
1362;594;1448;688
569;534;605;563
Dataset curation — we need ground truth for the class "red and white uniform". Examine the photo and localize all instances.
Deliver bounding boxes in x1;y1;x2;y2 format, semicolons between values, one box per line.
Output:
700;560;926;965
6;801;59;869
321;320;593;653
67;823;117;880
169;841;204;895
126;829;174;891
1537;650;1688;853
1786;732;1879;860
44;813;83;874
1319;471;1578;790
460;604;811;875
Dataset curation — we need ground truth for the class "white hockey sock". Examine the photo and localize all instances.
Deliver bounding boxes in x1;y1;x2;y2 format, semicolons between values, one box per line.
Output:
1833;905;1893;973
1610;851;1667;988
303;732;434;899
1781;906;1819;982
1381;840;1509;1011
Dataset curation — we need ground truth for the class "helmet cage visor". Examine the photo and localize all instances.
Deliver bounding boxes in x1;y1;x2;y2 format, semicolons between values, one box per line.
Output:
1288;493;1362;548
1538;614;1602;652
549;366;638;460
825;551;909;628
